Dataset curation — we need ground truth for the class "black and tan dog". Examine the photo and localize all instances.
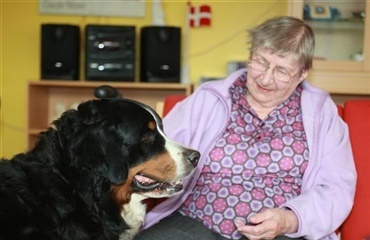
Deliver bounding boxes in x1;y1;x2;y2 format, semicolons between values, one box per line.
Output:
0;98;200;240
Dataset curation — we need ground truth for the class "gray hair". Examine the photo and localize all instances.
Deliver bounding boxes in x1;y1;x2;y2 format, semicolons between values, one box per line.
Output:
248;16;315;71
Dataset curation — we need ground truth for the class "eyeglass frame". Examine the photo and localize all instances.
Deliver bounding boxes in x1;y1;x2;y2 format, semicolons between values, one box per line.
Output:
247;57;301;83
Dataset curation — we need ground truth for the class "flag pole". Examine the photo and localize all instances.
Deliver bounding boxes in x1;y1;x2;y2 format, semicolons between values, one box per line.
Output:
181;1;191;84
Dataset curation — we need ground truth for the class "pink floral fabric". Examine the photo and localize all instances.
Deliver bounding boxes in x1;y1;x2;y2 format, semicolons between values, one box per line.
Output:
180;75;309;239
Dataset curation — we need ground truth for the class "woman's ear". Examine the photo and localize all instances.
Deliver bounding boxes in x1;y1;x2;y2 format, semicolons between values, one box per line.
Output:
298;69;309;82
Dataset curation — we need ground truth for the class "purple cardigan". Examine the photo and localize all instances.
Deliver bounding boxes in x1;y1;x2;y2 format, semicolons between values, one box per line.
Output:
142;69;356;240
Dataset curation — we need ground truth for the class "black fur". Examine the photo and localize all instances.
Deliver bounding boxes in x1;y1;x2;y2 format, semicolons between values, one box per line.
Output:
0;99;170;240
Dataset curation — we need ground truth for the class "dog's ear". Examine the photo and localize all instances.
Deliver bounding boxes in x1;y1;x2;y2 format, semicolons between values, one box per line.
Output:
73;138;129;185
102;139;130;185
62;99;130;185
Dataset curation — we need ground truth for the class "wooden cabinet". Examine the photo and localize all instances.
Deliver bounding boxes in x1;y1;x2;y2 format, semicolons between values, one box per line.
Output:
288;1;370;95
27;80;192;148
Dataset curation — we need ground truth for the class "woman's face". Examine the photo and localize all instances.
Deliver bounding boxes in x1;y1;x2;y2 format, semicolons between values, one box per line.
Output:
246;48;308;109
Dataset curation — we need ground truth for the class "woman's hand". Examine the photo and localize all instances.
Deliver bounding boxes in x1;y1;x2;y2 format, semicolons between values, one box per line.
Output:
235;208;298;240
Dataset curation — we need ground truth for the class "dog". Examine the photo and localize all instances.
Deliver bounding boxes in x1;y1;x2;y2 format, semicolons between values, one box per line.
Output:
0;98;200;240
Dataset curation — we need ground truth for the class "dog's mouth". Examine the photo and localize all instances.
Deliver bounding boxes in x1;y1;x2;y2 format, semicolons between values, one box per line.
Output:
133;173;183;193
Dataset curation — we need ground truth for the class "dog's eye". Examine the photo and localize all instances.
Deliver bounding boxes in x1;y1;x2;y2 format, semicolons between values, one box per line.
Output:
141;131;155;142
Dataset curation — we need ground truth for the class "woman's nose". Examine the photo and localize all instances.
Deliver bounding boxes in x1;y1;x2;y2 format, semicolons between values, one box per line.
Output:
259;68;274;85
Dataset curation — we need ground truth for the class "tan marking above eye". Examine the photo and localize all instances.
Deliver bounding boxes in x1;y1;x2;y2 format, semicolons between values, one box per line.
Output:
147;121;156;130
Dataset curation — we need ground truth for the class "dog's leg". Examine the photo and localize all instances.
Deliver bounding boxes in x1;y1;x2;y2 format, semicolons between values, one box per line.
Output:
120;193;147;240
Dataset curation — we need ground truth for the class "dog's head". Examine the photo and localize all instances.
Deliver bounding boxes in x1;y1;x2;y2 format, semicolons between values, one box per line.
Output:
53;98;200;205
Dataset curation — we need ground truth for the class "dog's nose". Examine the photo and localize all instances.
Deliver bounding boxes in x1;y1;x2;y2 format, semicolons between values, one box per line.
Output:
187;151;200;167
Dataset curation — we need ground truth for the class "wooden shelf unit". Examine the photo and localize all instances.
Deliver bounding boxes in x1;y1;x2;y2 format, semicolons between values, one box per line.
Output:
288;1;370;95
27;80;193;148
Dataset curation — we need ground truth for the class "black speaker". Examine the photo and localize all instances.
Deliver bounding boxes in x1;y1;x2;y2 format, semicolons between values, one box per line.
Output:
41;24;80;80
140;26;181;83
85;25;135;81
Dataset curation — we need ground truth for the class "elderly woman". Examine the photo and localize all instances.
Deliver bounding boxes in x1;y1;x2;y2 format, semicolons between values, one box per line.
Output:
135;16;356;240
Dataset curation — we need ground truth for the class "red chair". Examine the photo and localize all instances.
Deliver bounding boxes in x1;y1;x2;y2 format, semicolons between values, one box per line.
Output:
340;100;370;240
337;105;344;118
162;94;187;117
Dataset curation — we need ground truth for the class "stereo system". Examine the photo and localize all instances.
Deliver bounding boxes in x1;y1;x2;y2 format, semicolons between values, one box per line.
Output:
41;24;80;80
40;24;181;82
85;25;135;81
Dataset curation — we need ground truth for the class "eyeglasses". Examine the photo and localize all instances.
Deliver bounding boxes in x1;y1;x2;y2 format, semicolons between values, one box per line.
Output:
248;58;296;83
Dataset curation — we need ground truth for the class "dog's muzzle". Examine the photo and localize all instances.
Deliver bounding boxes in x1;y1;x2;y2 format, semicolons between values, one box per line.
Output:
133;149;200;193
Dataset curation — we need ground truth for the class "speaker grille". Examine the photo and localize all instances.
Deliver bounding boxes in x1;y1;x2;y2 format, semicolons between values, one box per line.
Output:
41;24;80;80
140;26;181;83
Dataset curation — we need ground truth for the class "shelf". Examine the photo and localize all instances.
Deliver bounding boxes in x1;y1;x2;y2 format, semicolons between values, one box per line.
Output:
288;1;370;96
305;19;364;31
27;80;193;149
29;80;193;91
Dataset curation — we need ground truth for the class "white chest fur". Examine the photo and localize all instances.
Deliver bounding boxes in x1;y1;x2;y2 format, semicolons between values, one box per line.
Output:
119;193;147;240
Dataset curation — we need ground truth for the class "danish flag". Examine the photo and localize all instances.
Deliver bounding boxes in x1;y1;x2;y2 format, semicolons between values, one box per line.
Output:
188;2;212;28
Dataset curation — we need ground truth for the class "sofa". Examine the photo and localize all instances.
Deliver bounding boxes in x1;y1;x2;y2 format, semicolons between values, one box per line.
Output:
159;96;370;239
